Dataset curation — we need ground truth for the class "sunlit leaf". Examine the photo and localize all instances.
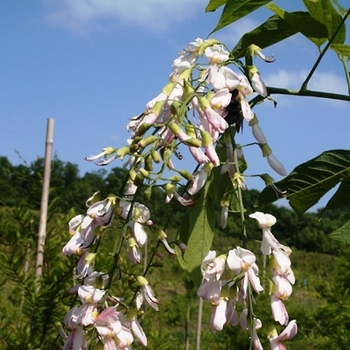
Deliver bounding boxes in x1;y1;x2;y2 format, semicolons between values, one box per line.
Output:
258;150;350;216
176;181;215;279
266;4;328;47
209;0;272;34
303;0;346;43
330;0;347;14
330;43;350;57
330;219;350;244
206;0;228;12
231;15;297;58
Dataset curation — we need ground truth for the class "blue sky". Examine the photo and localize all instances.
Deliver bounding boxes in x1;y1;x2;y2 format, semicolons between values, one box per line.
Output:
1;0;349;210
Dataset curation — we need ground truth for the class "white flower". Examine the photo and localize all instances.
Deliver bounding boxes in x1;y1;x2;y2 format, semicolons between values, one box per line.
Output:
201;250;226;281
204;44;229;63
227;247;263;298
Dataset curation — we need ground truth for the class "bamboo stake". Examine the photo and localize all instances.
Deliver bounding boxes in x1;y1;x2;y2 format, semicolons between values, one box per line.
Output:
35;118;54;288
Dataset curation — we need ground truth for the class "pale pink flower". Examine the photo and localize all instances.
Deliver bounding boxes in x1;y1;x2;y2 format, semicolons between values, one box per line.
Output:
210;88;232;110
189;146;210;164
210;298;227;331
63;326;87;350
136;277;160;311
227;247;263;298
197;280;222;302
269;320;298;350
126;237;141;264
251;72;268;97
252;318;264;350
249;212;279;256
208;65;240;91
87;200;114;226
201;250;226;281
204;44;229;63
271;294;289;326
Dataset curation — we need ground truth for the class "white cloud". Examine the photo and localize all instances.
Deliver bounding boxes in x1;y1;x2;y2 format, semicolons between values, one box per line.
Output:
264;69;347;95
43;0;204;32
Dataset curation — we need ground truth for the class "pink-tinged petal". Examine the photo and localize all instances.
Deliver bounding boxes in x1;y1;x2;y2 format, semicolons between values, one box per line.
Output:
130;221;148;247
251;72;268;97
210;88;232;109
197;280;221;301
273;250;292;275
189;146;210;164
204;44;229;63
63;327;87;350
78;285;106;304
210;299;227;331
103;337;119;350
262;229;280;255
68;215;85;234
276;320;298;341
249;211;277;228
240;97;254;122
247;268;264;294
75;303;97;326
238;247;256;266
116;326;134;348
273;275;293;300
271;295;289;326
131;318;147;346
204;144;220;167
270;339;287;350
188;168;209;195
96;306;120;326
143;284;160;311
227;249;243;274
239;308;248;330
62;232;84;256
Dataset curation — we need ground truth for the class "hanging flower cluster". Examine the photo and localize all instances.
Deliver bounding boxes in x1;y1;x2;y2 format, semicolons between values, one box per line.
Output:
85;38;286;206
59;38;295;349
198;212;297;349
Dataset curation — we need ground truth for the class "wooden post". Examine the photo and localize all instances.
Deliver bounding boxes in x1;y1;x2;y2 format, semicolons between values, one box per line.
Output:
35;118;54;287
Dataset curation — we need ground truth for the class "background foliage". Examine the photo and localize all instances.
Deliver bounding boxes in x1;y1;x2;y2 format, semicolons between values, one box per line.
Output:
0;156;349;349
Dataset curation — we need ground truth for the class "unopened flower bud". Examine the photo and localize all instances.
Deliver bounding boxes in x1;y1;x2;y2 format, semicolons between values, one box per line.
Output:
177;169;193;181
143;186;152;201
135;122;152;136
176;241;187;252
139;168;151;180
144;154;153;171
138;135;159;148
116;146;130;160
151;149;161;163
267;154;287;176
185;124;197;138
168;175;182;182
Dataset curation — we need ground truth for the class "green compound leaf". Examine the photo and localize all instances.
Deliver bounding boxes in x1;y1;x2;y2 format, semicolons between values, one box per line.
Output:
209;0;272;35
231;15;298;58
258;150;350;216
176;181;215;284
330;43;350;57
303;0;346;44
330;219;350;244
266;3;328;47
206;0;228;12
